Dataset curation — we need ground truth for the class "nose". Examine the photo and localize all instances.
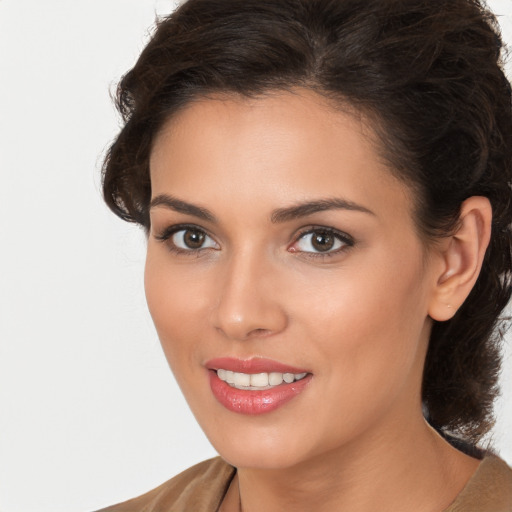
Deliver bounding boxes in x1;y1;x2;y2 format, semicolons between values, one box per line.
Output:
212;252;288;341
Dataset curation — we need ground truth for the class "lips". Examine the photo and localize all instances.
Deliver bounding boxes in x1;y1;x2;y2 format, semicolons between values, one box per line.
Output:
206;357;312;415
206;357;309;374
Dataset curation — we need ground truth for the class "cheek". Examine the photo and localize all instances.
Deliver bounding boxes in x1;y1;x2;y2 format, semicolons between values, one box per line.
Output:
144;249;210;371
279;262;429;448
294;246;427;334
291;246;430;388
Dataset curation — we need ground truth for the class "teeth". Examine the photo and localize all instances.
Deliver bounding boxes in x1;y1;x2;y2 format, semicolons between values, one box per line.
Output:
234;372;250;387
250;373;269;387
216;370;308;390
269;372;283;386
283;373;294;383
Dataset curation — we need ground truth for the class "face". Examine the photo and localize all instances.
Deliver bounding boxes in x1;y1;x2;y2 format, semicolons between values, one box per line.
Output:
146;90;440;470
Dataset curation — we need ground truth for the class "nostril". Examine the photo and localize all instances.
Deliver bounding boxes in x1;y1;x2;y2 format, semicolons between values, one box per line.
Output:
215;325;273;341
247;328;272;338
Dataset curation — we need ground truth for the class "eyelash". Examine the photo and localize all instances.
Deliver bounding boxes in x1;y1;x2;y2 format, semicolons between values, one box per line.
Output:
154;224;218;256
154;224;355;259
291;226;355;259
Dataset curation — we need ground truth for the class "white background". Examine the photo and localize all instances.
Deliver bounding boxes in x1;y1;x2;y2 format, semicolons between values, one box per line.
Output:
0;1;510;511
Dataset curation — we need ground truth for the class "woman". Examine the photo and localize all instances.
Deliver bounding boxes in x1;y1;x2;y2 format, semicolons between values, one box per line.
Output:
97;0;512;510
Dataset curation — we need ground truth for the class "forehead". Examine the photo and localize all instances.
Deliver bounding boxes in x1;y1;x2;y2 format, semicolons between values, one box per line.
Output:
149;89;413;222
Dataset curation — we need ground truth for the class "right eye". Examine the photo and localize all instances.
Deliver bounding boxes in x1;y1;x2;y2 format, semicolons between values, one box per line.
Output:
156;226;219;254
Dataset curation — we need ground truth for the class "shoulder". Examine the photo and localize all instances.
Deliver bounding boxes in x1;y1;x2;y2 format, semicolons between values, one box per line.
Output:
445;455;512;512
94;457;236;512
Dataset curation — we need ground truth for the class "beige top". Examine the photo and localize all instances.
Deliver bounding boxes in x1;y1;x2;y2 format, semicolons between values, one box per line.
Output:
95;455;512;512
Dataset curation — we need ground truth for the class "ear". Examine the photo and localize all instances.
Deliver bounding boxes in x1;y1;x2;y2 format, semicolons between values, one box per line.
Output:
428;196;492;322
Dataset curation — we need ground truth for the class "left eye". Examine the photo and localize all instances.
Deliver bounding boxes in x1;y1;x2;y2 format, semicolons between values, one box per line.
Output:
293;229;349;253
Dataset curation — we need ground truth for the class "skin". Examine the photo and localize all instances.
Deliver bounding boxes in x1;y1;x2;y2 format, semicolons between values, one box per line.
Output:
146;90;490;512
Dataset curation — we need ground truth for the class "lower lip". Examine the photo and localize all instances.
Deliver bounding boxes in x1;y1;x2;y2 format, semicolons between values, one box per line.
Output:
209;371;312;415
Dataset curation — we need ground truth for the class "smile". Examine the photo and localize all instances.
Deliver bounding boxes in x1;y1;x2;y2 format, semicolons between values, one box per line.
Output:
216;369;308;390
206;358;312;415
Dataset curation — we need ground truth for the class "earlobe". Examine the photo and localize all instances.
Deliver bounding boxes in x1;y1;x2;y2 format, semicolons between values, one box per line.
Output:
428;196;492;322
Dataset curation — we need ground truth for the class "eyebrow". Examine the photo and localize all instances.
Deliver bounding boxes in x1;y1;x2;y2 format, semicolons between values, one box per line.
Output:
150;194;217;223
149;194;374;224
270;198;375;223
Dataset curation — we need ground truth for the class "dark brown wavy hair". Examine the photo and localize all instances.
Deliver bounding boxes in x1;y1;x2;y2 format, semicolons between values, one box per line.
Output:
102;0;512;444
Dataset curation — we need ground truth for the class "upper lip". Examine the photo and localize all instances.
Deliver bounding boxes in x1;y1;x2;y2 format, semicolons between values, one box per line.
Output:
205;357;310;374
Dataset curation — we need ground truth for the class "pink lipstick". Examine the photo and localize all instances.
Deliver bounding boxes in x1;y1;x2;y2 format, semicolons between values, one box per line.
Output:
206;357;312;415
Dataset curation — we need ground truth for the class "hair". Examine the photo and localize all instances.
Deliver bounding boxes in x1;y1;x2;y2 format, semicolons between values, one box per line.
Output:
102;0;512;444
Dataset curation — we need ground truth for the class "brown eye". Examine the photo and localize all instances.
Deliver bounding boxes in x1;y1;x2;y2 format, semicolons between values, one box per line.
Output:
171;228;218;251
183;229;205;249
292;228;352;255
311;232;335;252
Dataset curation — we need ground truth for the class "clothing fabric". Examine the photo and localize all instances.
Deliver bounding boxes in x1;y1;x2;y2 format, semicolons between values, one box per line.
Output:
444;455;512;512
95;455;512;512
95;458;234;512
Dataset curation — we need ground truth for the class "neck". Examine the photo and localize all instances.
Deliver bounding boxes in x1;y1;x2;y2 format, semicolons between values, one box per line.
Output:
230;413;479;512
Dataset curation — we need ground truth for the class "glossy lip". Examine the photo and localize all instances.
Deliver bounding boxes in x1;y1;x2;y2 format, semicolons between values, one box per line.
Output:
205;357;309;374
206;357;312;415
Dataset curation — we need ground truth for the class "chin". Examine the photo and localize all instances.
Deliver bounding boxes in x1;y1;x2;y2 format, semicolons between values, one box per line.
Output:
200;418;320;470
217;442;310;471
